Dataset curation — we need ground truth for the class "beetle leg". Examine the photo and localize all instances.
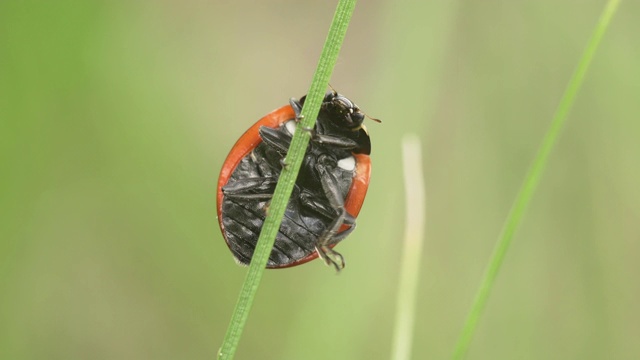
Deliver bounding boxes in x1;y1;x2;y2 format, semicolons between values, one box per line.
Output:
279;157;289;170
299;125;316;137
258;126;295;169
315;222;355;270
328;222;355;241
259;126;291;154
315;205;348;270
316;242;345;272
312;134;359;149
313;158;357;271
222;177;277;200
300;192;356;227
224;193;273;200
299;192;334;219
289;98;304;122
297;127;359;150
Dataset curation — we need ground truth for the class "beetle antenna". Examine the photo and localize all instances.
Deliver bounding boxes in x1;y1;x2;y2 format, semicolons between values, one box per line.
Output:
328;84;381;123
365;112;382;123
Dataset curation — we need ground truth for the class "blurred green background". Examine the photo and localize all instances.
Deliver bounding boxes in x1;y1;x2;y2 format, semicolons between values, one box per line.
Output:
1;0;638;359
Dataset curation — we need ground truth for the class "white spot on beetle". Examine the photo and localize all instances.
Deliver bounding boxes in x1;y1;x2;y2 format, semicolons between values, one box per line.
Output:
337;156;356;171
284;120;297;135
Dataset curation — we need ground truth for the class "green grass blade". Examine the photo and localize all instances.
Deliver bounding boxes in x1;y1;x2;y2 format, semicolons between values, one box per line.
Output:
217;1;357;359
452;0;621;358
391;135;427;360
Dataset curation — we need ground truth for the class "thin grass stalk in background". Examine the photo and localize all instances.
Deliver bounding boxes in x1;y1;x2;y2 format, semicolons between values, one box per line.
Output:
217;0;357;359
452;0;621;358
391;135;427;360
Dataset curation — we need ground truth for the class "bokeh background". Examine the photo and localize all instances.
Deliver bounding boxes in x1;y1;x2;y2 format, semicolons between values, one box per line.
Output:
1;0;639;359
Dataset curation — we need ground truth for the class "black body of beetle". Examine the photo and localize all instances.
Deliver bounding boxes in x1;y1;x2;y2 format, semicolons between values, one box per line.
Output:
219;91;371;270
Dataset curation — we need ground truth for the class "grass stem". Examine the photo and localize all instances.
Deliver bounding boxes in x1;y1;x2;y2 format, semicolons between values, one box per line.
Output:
217;1;357;359
391;135;427;360
452;0;621;358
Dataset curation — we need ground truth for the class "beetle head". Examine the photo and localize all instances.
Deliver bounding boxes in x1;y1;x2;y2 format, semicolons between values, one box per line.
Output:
321;91;365;131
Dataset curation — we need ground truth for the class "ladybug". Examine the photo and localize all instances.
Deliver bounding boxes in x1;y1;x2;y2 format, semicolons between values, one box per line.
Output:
216;91;376;271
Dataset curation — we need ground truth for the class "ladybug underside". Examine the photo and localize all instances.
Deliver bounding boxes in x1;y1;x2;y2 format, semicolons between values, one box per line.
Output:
221;132;354;267
220;94;371;270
